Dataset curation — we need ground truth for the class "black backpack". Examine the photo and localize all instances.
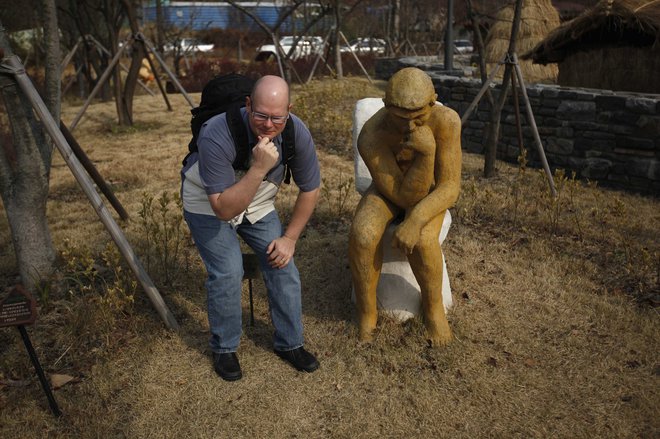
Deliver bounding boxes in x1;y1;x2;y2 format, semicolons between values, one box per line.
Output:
184;73;296;184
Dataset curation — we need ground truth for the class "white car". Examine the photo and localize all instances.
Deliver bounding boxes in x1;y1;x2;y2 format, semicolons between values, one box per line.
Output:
453;39;473;54
340;37;387;55
164;38;214;53
255;36;324;61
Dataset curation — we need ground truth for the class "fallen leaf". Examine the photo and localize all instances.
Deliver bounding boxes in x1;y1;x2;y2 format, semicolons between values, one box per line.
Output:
524;358;537;368
50;374;75;389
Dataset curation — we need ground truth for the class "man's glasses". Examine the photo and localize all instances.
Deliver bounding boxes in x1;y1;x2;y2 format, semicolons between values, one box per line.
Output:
251;110;289;125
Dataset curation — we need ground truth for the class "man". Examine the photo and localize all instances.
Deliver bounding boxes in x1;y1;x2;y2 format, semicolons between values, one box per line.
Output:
349;67;462;346
181;75;321;381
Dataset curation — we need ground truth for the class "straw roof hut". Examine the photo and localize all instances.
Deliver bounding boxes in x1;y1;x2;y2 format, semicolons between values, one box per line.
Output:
523;0;660;93
484;0;561;84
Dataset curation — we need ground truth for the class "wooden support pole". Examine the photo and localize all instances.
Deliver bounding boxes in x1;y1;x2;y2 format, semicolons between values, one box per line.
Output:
510;69;525;155
142;46;172;110
512;54;557;196
138;34;194;108
62;64;83;96
339;31;373;85
60;37;82;73
85;35;155;97
271;34;286;79
69;42;127;131
59;121;129;220
460;61;502;125
306;28;333;83
1;55;180;331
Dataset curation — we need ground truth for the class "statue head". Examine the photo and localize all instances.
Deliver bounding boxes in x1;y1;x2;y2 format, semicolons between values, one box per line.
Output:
383;68;437;134
383;67;437;111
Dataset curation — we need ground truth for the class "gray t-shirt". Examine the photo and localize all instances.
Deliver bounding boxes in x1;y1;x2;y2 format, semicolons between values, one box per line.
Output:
181;108;321;222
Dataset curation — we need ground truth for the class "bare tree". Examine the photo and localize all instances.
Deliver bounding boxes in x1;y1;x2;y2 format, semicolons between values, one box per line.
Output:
0;10;60;291
228;0;331;81
482;0;522;177
118;0;145;126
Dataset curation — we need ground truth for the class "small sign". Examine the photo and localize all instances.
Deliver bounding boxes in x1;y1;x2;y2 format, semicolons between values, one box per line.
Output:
0;285;37;327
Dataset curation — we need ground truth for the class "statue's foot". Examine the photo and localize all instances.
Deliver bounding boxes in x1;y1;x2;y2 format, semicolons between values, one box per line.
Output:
358;328;374;343
358;316;377;342
426;319;452;346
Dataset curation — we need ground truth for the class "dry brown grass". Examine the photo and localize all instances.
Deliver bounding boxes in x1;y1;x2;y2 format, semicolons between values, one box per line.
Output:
0;77;658;438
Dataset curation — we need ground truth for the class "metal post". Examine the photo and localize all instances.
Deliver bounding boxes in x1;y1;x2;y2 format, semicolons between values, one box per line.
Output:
18;326;61;417
249;279;255;326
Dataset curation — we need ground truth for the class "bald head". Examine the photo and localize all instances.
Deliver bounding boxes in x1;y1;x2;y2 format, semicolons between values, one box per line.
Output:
384;67;436;110
251;75;290;107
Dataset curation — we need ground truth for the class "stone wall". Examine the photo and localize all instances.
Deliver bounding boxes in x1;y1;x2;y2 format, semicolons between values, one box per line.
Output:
376;58;660;194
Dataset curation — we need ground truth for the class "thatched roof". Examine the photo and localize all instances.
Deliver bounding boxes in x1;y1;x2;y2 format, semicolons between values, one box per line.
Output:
484;0;561;83
523;0;660;63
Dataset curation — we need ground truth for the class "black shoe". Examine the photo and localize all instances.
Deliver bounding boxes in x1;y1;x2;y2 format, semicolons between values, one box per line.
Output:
213;352;242;381
274;347;319;372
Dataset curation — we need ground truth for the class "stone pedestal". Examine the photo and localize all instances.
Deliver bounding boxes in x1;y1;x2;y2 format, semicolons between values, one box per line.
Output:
352;98;453;320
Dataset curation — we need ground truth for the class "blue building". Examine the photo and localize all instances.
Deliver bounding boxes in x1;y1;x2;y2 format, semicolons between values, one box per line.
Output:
142;1;324;33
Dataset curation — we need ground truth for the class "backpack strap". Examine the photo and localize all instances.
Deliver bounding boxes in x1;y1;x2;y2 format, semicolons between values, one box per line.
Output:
281;117;296;184
226;108;297;184
227;105;250;170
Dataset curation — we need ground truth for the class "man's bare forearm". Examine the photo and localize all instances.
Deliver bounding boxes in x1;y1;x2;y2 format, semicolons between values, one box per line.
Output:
284;188;320;241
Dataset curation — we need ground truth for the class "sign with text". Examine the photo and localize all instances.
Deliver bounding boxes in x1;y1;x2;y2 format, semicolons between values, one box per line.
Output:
0;285;37;327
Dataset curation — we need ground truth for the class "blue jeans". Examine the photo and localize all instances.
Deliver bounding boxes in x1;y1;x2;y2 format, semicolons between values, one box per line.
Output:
184;210;304;353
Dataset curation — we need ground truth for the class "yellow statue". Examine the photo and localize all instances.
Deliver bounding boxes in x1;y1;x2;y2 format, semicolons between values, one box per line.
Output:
349;67;462;345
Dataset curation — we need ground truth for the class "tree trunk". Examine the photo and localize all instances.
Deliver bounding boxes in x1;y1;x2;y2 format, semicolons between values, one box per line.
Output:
0;22;56;292
40;0;61;122
119;0;144;126
391;0;401;45
155;0;164;52
334;1;343;80
483;0;523;178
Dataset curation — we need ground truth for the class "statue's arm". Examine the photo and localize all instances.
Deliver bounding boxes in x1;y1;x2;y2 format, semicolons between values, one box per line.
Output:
358;125;409;209
407;108;462;225
392;108;462;253
397;125;436;203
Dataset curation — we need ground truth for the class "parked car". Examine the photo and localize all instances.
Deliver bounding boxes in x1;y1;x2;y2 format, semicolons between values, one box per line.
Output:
164;38;214;53
255;36;324;61
340;37;387;55
453;39;474;54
